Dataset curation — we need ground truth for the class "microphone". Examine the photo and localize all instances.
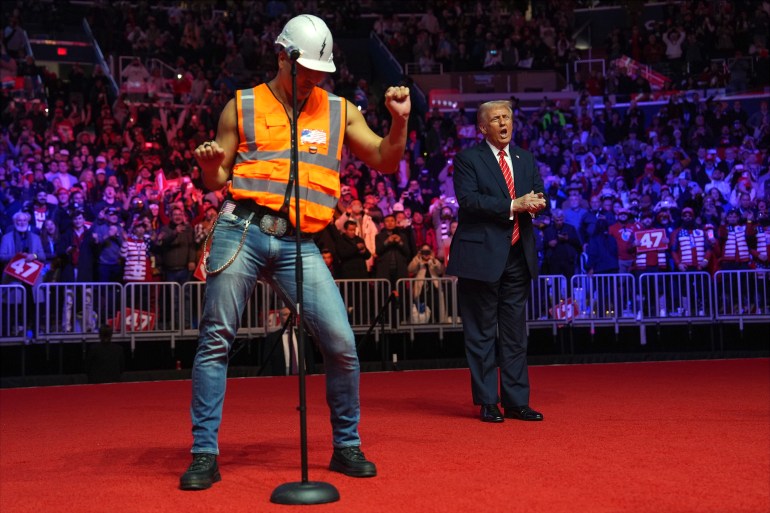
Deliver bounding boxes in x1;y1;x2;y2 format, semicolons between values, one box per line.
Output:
287;46;301;61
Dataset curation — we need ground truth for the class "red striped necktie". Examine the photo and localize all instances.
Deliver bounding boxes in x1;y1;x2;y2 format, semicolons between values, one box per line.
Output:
498;150;520;245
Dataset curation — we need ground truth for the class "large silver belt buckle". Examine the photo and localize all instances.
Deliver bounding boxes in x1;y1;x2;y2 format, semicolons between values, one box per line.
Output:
259;213;288;237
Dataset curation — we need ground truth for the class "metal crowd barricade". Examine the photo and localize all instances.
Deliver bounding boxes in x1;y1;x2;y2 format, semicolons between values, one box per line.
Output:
238;280;269;338
570;273;637;330
395;277;459;338
123;282;181;347
0;284;28;344
264;283;291;334
637;271;714;323
182;281;206;339
335;279;392;338
262;279;392;337
714;270;770;328
4;272;766;352
527;275;571;330
35;282;122;342
182;280;269;340
181;280;283;338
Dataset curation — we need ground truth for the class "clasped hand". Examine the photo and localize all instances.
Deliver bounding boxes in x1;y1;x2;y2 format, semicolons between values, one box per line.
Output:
515;191;547;214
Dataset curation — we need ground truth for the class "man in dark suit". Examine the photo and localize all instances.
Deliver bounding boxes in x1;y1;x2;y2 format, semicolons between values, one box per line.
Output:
447;100;547;423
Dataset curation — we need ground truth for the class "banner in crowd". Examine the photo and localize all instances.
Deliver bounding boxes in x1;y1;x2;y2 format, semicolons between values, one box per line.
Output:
193;236;211;282
111;308;156;332
634;228;668;253
3;254;44;285
613;55;671;90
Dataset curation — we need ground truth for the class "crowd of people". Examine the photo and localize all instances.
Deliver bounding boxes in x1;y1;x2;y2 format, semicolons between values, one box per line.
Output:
1;2;770;313
375;1;770;93
3;4;768;495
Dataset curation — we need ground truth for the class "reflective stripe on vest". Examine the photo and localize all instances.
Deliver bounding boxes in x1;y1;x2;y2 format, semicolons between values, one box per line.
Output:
236;149;340;172
231;84;345;233
230;175;339;210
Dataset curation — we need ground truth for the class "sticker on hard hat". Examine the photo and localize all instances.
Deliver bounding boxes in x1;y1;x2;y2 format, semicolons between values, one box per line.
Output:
301;129;327;145
275;14;336;73
319;38;327;59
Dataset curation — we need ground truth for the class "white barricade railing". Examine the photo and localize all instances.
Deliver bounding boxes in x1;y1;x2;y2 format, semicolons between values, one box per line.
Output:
637;271;714;323
123;282;181;337
335;279;392;335
3;272;767;348
0;284;28;343
527;275;571;325
395;277;459;333
36;282;122;341
262;279;392;337
182;281;205;338
265;284;291;333
182;280;268;339
569;273;637;324
714;270;770;325
239;280;269;338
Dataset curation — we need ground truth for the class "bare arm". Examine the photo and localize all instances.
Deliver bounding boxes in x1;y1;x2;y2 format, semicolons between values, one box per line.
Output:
344;86;410;174
193;98;239;191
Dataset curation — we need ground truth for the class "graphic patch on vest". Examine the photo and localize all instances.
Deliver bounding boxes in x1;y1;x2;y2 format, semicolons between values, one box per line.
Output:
301;129;327;145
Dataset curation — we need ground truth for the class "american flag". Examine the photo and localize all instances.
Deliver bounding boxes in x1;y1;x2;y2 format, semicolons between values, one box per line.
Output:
301;129;327;145
155;168;167;191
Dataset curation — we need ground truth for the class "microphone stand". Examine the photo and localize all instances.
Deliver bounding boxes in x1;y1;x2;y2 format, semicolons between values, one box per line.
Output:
270;50;340;506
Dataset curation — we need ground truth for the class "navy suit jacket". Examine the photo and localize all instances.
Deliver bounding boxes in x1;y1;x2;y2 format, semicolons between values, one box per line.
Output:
446;142;544;282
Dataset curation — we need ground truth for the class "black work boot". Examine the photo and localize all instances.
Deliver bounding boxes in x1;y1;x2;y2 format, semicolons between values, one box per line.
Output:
329;446;377;477
179;454;221;490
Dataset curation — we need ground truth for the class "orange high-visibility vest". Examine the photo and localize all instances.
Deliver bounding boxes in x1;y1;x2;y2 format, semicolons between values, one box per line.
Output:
230;83;346;233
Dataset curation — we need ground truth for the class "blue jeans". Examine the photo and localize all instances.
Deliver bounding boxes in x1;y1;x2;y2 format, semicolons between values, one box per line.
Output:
190;210;361;454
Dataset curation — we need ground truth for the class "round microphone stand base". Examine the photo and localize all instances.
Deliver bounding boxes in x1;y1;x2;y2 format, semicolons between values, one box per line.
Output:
270;481;340;505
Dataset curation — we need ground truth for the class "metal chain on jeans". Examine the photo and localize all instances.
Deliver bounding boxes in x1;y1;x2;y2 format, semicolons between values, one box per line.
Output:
203;211;251;275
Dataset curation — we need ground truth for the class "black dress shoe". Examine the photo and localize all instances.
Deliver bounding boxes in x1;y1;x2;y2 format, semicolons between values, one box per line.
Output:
505;405;544;421
180;453;221;490
329;446;377;477
480;404;504;423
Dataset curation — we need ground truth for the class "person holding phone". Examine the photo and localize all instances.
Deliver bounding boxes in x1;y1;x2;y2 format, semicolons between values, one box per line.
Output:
407;244;446;323
483;44;503;69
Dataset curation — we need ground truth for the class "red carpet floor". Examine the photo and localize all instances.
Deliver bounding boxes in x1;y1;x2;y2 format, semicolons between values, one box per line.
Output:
1;359;768;513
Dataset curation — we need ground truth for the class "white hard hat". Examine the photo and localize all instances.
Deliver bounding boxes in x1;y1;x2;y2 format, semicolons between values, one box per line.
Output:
275;14;335;73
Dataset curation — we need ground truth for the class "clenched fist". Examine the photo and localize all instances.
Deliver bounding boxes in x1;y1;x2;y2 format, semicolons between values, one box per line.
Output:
384;86;411;121
194;140;226;172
